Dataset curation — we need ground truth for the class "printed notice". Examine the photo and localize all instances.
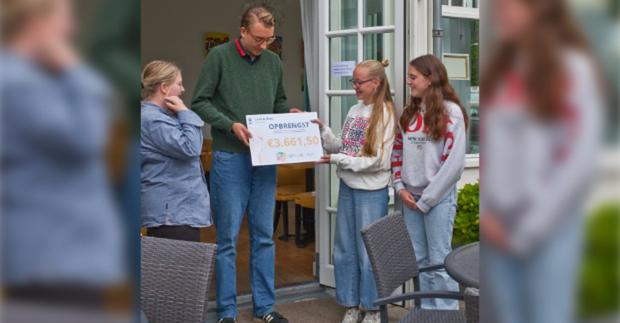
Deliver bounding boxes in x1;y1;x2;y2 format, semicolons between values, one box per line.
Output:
246;112;323;166
331;61;356;77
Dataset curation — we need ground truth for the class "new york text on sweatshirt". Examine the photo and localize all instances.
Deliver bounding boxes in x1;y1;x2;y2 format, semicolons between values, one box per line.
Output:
391;101;466;213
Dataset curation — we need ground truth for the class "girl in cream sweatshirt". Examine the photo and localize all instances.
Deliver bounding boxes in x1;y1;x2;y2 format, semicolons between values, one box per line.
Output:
314;60;396;323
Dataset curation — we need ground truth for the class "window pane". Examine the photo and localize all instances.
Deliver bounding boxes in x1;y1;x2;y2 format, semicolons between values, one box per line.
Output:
441;17;479;154
442;0;477;7
328;96;358;207
364;0;394;27
330;0;357;31
363;32;395;88
327;95;357;266
330;36;358;90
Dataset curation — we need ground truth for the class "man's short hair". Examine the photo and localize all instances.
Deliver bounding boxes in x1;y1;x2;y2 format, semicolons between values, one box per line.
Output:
240;4;275;29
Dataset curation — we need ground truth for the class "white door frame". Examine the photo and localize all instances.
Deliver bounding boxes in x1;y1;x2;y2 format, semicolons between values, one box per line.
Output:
316;0;405;287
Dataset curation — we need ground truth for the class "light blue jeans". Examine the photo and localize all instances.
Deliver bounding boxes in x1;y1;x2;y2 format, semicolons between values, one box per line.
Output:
403;187;459;310
333;180;388;310
210;151;276;319
483;215;583;323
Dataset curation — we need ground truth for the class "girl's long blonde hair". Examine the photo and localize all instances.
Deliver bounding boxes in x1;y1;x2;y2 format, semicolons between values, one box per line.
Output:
357;59;396;157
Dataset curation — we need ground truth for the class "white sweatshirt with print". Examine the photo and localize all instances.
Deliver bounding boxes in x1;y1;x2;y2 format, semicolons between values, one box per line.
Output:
480;50;602;256
391;101;466;213
320;102;396;191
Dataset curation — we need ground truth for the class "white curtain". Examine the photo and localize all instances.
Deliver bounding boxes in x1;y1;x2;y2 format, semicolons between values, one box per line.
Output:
300;0;319;113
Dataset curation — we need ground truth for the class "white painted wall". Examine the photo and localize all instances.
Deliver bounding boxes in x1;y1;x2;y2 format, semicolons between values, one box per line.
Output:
141;0;304;137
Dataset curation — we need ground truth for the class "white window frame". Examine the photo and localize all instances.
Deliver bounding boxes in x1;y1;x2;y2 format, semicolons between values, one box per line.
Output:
442;0;480;19
408;0;480;162
439;0;480;162
441;6;479;20
317;0;405;287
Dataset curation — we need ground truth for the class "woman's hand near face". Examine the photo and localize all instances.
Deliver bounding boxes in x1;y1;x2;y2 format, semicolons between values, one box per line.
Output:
39;40;79;71
164;96;188;113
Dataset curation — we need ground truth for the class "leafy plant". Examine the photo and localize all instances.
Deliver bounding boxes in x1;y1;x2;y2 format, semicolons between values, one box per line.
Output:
453;181;479;247
470;42;479;87
578;202;620;318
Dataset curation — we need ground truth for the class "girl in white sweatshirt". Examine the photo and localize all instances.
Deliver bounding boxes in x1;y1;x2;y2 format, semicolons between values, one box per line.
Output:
391;55;468;310
313;60;396;323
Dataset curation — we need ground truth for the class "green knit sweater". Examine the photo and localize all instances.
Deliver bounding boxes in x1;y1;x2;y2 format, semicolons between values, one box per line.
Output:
191;40;290;153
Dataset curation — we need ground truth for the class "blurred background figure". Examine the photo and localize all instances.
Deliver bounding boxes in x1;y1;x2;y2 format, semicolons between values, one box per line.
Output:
1;0;131;321
480;0;615;322
85;0;141;320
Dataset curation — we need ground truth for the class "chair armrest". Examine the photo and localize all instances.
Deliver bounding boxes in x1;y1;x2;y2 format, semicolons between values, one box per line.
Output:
418;264;444;272
374;291;464;307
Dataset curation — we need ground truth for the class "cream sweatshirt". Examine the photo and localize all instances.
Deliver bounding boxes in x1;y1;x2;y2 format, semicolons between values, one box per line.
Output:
320;102;396;190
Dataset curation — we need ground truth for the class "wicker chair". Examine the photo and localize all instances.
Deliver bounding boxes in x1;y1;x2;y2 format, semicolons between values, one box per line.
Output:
361;212;477;323
464;288;479;323
141;236;217;323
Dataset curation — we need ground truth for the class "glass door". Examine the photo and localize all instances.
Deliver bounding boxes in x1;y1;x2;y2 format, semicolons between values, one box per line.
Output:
317;0;405;287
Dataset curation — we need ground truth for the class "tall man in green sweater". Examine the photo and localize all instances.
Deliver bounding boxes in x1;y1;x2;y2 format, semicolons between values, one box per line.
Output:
191;5;297;323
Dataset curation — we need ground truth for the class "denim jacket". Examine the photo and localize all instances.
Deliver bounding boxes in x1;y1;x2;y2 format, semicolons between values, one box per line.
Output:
140;101;211;227
1;50;124;284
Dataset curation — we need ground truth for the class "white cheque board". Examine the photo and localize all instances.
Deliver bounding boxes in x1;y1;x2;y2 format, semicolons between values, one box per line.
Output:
246;112;323;166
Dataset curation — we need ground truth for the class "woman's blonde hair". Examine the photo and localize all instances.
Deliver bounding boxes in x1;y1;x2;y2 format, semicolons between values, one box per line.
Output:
141;60;181;100
1;0;63;40
356;59;396;157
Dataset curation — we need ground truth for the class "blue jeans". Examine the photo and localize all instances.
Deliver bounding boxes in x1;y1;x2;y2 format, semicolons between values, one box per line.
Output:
333;180;388;310
483;215;583;323
210;151;276;318
403;187;459;310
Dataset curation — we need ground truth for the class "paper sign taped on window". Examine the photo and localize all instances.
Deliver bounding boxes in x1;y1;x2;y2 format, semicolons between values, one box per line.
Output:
331;61;356;77
443;54;469;80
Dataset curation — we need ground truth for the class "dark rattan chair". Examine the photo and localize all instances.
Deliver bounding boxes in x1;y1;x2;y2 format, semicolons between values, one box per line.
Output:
141;236;217;323
464;287;479;323
361;212;478;323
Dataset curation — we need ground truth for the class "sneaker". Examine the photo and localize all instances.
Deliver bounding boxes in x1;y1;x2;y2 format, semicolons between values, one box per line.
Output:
360;311;380;323
218;318;237;323
259;311;289;323
341;307;361;323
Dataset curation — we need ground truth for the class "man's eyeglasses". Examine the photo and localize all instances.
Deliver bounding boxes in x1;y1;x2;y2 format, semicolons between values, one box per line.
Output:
246;30;277;45
348;78;374;87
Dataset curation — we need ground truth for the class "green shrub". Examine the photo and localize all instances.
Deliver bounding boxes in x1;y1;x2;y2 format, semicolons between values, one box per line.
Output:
470;42;479;87
578;203;620;318
453;181;480;247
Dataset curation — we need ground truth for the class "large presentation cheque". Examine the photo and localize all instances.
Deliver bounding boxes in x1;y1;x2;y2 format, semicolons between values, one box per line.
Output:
246;112;323;166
